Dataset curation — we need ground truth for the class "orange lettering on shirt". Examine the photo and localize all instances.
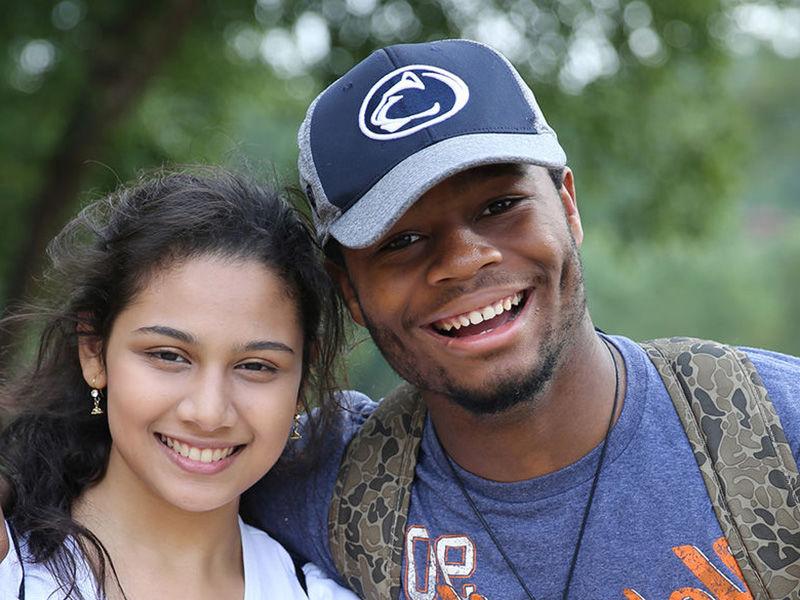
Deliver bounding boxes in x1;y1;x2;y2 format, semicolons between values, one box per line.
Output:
672;539;752;599
668;589;714;600
622;537;753;599
435;583;487;600
436;584;460;600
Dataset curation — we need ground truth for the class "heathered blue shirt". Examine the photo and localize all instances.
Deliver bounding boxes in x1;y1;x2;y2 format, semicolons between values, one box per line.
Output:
242;336;800;599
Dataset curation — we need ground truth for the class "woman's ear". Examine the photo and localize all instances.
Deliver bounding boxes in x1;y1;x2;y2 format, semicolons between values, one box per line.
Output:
77;321;107;389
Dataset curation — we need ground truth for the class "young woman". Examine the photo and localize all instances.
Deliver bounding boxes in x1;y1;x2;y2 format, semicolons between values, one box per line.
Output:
0;169;358;599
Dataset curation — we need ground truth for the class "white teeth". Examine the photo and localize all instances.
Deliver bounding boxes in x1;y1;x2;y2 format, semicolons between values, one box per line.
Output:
160;435;237;463
468;311;483;325
433;291;525;333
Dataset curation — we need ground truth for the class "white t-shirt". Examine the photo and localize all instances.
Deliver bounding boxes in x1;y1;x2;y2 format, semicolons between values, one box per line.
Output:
0;518;358;599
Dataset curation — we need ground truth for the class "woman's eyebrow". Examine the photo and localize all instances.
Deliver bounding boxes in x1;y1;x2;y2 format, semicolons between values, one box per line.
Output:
134;325;196;344
134;326;295;354
237;340;295;354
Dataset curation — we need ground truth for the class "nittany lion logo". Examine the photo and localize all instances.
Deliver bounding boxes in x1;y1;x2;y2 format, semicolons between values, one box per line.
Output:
358;65;469;140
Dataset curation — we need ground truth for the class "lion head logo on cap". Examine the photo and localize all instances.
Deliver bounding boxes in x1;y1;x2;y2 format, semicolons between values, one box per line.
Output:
358;65;469;140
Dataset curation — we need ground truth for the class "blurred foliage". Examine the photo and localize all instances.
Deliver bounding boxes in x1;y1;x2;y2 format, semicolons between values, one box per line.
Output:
0;0;798;394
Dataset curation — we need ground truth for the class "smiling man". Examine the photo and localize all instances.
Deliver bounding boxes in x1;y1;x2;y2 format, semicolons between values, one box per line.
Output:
242;40;800;600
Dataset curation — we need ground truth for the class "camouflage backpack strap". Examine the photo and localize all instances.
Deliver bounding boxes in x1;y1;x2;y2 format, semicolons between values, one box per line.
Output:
328;382;426;600
642;337;800;599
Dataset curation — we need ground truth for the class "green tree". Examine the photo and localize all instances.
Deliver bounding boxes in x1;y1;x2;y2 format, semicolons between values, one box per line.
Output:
1;0;798;387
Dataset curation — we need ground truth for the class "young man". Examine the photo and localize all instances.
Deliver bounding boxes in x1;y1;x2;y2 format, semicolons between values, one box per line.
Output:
242;41;800;600
241;40;800;600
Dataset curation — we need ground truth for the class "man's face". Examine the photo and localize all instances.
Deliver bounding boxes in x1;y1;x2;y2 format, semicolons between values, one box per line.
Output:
337;164;588;415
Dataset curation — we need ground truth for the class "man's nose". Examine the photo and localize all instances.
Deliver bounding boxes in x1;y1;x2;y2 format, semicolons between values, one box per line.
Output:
176;370;236;432
425;226;502;285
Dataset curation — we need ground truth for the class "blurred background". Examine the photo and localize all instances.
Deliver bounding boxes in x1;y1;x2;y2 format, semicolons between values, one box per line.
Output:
1;0;798;399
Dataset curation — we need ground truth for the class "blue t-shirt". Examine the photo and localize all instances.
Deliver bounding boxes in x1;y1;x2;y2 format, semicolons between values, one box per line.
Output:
242;336;800;599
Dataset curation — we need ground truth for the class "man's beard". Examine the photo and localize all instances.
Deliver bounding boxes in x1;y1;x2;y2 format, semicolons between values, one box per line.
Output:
356;241;587;416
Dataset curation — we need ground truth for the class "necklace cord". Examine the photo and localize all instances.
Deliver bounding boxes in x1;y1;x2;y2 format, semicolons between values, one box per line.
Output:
443;336;621;600
446;455;537;599
561;337;620;599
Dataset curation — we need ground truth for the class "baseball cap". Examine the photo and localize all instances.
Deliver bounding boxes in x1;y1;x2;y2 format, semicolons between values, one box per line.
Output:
298;39;567;249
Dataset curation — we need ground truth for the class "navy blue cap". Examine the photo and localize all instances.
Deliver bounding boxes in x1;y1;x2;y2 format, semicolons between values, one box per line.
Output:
298;39;567;248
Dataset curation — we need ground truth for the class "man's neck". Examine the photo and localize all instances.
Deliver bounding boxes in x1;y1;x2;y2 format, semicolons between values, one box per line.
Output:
424;321;625;482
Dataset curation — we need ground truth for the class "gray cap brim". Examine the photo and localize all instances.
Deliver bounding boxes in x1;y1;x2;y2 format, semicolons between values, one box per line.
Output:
329;131;567;249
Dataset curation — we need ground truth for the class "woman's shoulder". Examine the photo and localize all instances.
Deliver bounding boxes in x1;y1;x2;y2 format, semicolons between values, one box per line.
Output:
1;519;98;600
0;521;23;599
239;519;297;566
239;520;359;599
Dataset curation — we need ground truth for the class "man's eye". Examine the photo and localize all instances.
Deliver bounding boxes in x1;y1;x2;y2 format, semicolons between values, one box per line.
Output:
482;198;521;216
381;233;422;252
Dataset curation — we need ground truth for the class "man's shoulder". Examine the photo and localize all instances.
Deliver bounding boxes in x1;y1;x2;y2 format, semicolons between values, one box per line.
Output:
625;336;800;457
335;389;380;431
741;345;800;380
741;346;800;445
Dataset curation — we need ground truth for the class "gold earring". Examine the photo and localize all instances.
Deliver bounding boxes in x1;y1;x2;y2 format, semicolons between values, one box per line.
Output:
90;377;103;416
289;412;302;441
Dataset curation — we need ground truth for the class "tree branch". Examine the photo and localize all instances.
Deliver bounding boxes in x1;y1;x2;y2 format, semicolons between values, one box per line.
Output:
0;0;200;361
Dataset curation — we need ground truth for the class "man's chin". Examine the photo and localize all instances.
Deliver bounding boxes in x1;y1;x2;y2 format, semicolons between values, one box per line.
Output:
441;351;559;416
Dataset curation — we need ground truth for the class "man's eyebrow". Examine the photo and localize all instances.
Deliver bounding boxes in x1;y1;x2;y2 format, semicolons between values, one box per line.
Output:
451;163;529;193
237;340;295;354
134;325;197;344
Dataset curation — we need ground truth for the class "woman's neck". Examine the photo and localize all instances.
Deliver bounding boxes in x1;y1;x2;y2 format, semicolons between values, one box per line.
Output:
73;448;245;600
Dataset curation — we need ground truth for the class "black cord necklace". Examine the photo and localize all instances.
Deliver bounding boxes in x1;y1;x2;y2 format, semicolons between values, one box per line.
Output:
443;337;621;600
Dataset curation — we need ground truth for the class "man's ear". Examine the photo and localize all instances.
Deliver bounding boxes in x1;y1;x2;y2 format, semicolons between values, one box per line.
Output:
77;321;107;389
326;259;366;328
559;167;583;247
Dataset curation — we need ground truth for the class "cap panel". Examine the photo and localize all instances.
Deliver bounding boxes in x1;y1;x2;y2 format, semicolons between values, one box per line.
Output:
297;94;340;241
308;40;543;214
329;131;566;248
464;39;559;135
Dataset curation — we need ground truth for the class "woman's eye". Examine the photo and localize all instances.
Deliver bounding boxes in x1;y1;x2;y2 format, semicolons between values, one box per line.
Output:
482;198;521;216
236;362;278;374
148;351;187;363
381;232;422;252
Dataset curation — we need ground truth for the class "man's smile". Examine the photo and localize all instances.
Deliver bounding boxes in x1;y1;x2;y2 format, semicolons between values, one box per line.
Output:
428;290;528;338
420;287;536;355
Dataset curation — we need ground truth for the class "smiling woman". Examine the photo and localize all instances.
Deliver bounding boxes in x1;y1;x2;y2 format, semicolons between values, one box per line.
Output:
0;169;357;599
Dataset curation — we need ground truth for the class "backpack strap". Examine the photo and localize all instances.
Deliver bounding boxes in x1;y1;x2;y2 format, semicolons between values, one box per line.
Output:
642;337;800;598
328;383;426;600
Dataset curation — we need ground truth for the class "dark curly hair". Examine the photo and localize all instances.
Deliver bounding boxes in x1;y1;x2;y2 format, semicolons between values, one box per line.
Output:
0;167;346;599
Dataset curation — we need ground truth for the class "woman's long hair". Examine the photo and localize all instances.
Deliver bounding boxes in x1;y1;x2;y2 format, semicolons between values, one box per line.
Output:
0;167;346;598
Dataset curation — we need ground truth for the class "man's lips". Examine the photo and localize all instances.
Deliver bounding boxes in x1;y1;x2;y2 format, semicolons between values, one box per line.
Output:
426;289;529;338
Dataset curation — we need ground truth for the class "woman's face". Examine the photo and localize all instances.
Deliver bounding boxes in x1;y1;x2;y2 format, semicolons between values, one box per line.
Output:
80;255;304;513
